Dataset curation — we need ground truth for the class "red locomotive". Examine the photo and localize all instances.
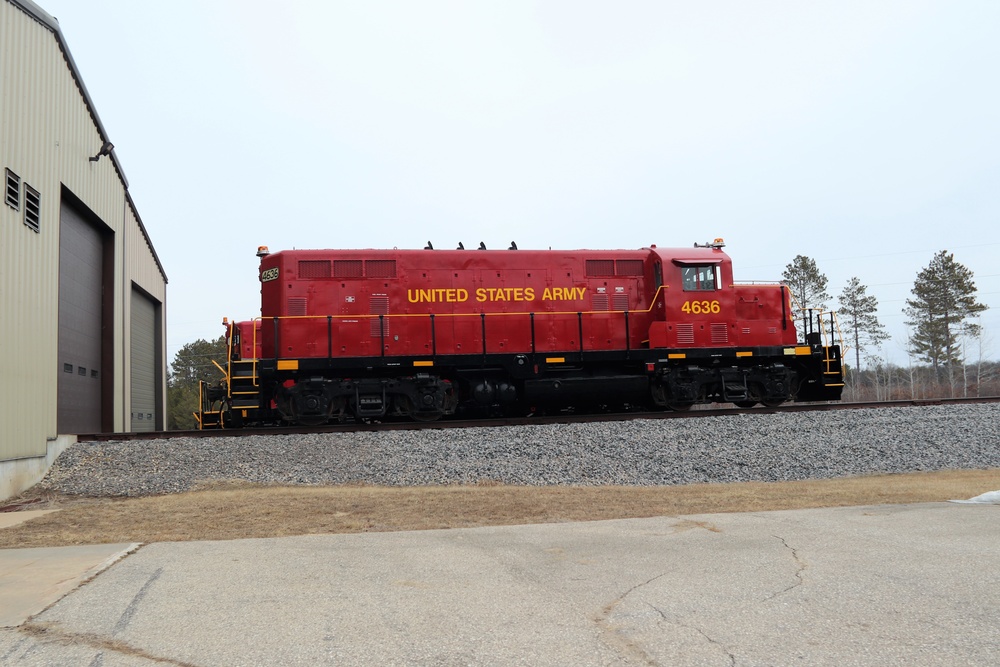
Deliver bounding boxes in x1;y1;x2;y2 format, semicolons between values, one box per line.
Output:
197;240;843;427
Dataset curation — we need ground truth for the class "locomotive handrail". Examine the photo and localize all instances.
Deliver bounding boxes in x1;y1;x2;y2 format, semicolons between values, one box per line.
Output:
782;288;845;350
249;305;650;367
247;282;856;365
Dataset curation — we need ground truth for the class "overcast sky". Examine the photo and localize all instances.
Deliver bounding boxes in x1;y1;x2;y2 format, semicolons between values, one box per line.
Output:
39;0;1000;366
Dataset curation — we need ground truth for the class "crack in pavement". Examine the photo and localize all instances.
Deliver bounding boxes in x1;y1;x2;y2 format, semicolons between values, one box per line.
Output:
594;573;669;665
648;603;737;666
19;622;200;667
763;535;806;602
113;567;164;636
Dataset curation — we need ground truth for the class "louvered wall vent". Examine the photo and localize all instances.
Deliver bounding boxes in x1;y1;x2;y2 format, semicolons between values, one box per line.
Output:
287;297;307;316
23;185;40;233
370;294;389;337
5;169;19;210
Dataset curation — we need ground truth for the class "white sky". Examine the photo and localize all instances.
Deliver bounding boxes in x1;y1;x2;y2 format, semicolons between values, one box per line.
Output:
39;0;1000;365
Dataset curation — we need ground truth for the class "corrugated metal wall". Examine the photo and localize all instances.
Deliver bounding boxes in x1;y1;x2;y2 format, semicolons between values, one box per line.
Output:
1;0;167;468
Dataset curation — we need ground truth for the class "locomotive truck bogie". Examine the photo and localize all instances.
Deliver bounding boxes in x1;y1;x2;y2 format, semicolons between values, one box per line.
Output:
274;374;459;423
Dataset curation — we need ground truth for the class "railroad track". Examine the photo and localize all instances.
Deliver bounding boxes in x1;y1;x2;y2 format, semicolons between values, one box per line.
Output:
78;396;1000;442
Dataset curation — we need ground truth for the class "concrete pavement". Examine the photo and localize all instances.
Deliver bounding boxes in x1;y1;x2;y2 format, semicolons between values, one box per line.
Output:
1;502;998;666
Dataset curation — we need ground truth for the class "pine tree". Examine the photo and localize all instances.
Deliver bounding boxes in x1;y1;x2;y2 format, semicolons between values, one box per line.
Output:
782;255;831;341
903;251;986;386
837;277;889;380
167;335;228;429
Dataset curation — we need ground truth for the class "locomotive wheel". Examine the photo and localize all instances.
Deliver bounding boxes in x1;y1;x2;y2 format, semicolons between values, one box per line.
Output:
410;410;444;422
401;395;445;422
666;401;694;412
295;413;330;427
733;401;757;409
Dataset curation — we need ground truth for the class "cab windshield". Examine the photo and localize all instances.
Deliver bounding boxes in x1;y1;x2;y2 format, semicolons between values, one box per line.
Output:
681;265;719;291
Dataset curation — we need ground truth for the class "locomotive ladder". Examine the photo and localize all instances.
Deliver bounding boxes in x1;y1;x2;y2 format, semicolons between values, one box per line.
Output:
228;359;261;410
195;358;260;429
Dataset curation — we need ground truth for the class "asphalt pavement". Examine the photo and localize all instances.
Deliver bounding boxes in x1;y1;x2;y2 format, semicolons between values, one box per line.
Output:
1;502;998;666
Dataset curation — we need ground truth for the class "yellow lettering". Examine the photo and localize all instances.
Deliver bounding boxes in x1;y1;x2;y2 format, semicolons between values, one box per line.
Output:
542;288;552;300
525;287;535;300
456;288;468;302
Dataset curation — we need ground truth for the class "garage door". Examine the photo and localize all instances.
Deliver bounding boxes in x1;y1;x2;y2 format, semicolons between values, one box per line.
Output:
58;201;105;434
130;288;160;431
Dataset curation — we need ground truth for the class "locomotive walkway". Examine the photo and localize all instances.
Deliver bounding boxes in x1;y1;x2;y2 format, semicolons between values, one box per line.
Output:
2;500;998;665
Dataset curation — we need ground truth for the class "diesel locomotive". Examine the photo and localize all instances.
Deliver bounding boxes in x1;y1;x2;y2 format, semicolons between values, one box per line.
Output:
196;240;844;427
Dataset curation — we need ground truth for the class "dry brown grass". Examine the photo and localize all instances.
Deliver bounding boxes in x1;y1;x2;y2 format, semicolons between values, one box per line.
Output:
2;469;998;549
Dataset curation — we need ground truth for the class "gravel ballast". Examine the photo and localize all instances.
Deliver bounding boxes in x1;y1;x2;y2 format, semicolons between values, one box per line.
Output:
36;404;1000;498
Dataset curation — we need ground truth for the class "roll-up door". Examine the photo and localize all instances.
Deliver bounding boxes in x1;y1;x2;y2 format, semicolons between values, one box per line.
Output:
58;202;105;433
131;288;161;431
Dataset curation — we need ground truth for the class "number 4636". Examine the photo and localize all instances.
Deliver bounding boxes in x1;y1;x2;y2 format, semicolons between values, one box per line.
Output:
681;300;721;315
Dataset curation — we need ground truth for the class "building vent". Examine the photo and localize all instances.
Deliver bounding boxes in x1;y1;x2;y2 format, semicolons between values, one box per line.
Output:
298;260;331;278
23;185;40;233
585;259;615;276
365;259;397;278
333;260;364;278
615;260;643;276
370;293;389;337
4;169;19;210
287;297;307;316
676;323;695;345
711;323;728;344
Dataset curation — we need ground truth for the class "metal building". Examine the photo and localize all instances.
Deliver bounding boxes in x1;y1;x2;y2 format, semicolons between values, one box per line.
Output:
1;0;167;500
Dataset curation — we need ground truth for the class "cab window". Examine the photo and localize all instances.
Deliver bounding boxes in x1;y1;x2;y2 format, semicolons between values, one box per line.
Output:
681;265;719;291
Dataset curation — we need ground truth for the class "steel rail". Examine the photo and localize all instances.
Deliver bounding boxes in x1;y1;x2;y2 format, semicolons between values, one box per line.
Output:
77;396;1000;443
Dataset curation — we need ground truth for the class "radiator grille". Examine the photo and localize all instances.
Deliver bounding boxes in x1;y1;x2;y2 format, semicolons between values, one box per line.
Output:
711;323;728;344
676;323;694;345
585;259;615;276
298;260;331;278
333;260;364;278
365;260;397;278
615;260;643;276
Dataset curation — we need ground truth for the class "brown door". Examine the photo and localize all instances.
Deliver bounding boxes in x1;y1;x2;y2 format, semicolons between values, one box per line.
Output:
58;201;105;433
